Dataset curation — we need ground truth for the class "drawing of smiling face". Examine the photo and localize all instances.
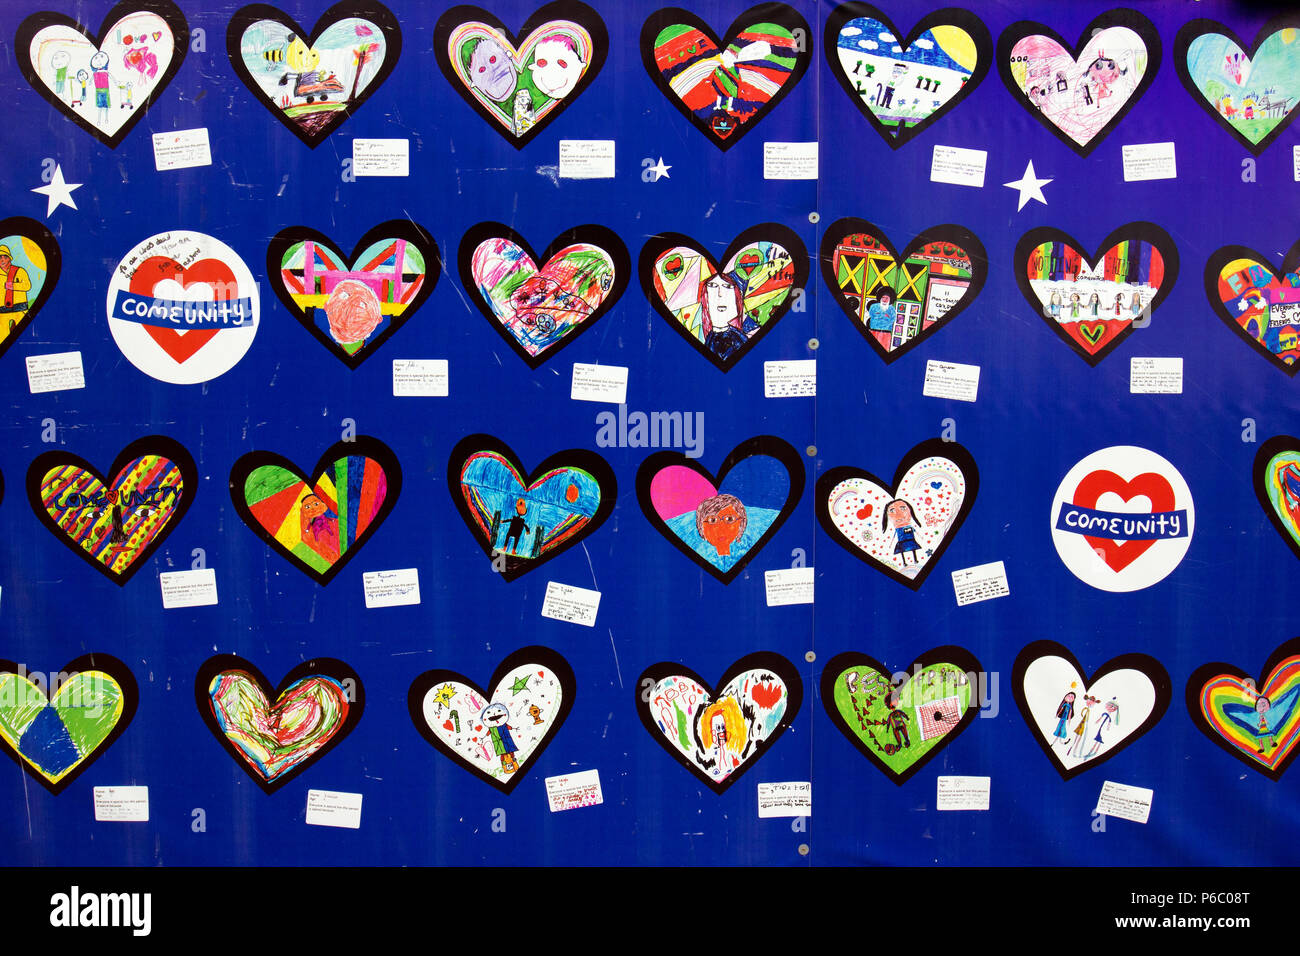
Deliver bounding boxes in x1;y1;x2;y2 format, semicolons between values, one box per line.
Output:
704;274;739;329
482;702;510;726
469;37;515;101
529;36;583;99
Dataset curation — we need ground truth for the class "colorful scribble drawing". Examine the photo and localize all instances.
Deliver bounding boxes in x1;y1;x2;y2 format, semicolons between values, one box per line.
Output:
1026;237;1164;360
240;450;391;577
651;241;794;363
279;236;426;356
643;6;809;148
1007;25;1149;149
834;663;969;773
18;3;182;146
447;18;593;138
471;238;615;359
835;16;977;137
638;653;802;793
0;656;136;794
828;231;975;355
1189;639;1300;778
28;437;196;585
237;14;388;138
1213;253;1300;369
1256;437;1300;556
196;656;363;793
460;452;601;562
411;650;570;792
1182;23;1300;149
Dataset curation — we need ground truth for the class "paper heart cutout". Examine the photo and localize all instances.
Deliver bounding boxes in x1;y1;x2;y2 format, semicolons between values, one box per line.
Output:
407;646;575;794
27;436;196;586
640;224;808;372
997;9;1160;156
267;219;440;369
816;438;978;590
435;1;607;149
195;655;363;793
1252;435;1300;561
641;3;811;151
447;434;616;582
227;0;401;148
824;3;991;148
229;436;402;586
1187;637;1300;780
821;646;981;785
16;0;187;149
1012;640;1170;781
1070;469;1172;572
1176;14;1300;156
820;219;986;362
636;652;802;793
636;436;805;584
0;654;137;796
1014;222;1179;366
1205;239;1300;376
0;218;61;361
459;222;629;369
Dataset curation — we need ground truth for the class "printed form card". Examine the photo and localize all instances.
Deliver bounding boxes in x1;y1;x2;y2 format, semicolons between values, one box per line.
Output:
159;568;218;609
26;351;84;394
930;145;987;188
545;769;604;812
951;561;1010;606
764;360;816;398
765;567;814;606
153;128;212;171
1122;142;1176;182
392;359;448;397
362;568;421;609
937;776;990;811
571;363;628;404
306;789;363;829
1095;780;1153;824
352;139;409;177
763;142;818;180
1130;357;1182;394
757;781;811;818
541;581;601;627
923;360;980;402
559;140;616;179
94;786;149;822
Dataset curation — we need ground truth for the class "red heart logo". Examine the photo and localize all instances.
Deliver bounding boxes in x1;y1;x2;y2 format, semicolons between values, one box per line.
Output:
128;256;238;363
1072;470;1175;572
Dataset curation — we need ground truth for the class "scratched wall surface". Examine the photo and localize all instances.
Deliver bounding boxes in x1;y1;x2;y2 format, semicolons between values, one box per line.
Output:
0;0;1294;866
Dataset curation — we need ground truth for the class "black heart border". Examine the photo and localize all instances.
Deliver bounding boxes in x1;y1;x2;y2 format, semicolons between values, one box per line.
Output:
226;0;402;149
996;8;1162;158
819;218;987;363
0;653;137;796
640;3;811;152
1013;221;1180;367
434;1;609;150
635;435;805;584
636;651;803;794
407;645;576;795
1253;434;1300;561
1011;639;1171;782
458;221;630;369
267;219;441;369
15;0;189;150
447;433;617;583
820;645;981;786
1175;14;1300;157
1185;636;1300;781
195;654;364;794
823;3;992;149
0;218;61;362
27;435;196;587
815;437;979;591
640;223;809;372
1204;239;1300;377
228;435;403;586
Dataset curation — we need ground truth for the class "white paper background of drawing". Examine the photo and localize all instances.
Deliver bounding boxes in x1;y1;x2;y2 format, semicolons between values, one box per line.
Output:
421;663;564;783
1022;655;1156;769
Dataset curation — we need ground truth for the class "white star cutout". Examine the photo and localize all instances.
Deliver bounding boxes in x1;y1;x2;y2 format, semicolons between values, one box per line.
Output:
32;164;82;218
649;157;671;181
1003;160;1052;212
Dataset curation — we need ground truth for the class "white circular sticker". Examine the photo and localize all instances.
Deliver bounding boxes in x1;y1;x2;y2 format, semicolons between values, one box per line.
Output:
1050;445;1194;592
106;231;258;384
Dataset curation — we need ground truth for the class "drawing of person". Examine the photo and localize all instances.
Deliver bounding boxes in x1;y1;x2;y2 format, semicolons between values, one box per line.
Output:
467;36;515;101
1053;691;1075;746
1069;292;1081;318
1088;292;1101;317
90;50;116;125
699;272;749;360
1070;694;1098;757
117;77;134;110
1048;291;1062;318
1085;698;1120;757
705;38;772;116
1114;293;1125;316
710;711;729;773
72;68;88;107
867;292;897;332
529;34;585;100
1084;55;1126;106
50;51;70;102
299;493;339;563
885;692;911;749
0;246;32;318
1130;291;1143;317
883;499;921;566
1255;695;1276;754
695;493;747;559
481;702;519;773
501;499;530;553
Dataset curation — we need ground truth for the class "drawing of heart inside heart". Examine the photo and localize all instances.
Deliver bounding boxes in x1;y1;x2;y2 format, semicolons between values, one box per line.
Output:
106;231;259;385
